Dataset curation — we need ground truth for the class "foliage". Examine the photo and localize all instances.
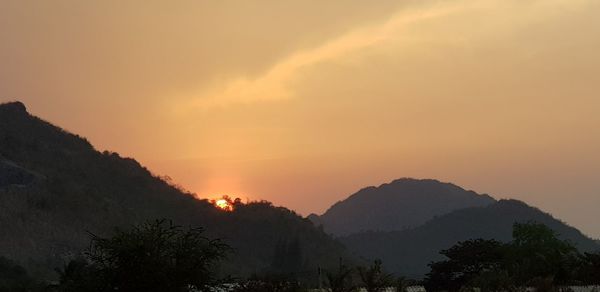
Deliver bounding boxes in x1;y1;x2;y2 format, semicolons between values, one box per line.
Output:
508;222;579;285
340;200;599;278
232;277;304;292
575;252;600;285
525;277;560;292
468;270;516;292
425;239;506;292
357;260;394;292
395;276;416;292
425;222;586;291
324;260;357;292
54;219;230;292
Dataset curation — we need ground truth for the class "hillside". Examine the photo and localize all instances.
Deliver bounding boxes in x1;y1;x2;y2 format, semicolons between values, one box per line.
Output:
0;101;346;281
340;199;600;278
310;178;495;236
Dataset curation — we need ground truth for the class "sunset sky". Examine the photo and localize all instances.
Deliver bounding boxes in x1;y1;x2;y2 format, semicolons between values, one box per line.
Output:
1;0;600;237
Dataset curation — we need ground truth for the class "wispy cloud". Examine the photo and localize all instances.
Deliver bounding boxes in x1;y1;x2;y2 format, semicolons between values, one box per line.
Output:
179;2;460;110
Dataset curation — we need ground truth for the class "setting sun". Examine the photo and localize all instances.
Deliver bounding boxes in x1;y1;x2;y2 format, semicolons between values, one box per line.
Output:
215;199;230;210
212;197;235;212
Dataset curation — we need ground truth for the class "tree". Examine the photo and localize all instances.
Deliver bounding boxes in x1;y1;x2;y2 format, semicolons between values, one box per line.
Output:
325;259;356;292
575;252;600;285
56;219;230;292
425;222;585;291
508;222;578;285
233;280;303;292
425;239;506;292
468;270;515;292
357;260;394;292
394;276;411;292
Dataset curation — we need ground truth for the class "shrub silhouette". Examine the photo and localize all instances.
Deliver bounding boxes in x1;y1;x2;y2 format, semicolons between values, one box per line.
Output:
55;219;229;292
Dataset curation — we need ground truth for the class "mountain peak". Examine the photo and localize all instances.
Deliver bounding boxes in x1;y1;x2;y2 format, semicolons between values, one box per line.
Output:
0;101;28;114
317;178;496;236
391;177;441;184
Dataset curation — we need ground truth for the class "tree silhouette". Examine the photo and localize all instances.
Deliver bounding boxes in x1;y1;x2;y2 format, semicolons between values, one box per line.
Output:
425;222;583;291
395;276;415;292
576;252;600;285
357;260;394;292
325;259;356;292
508;222;578;285
425;239;506;292
56;219;229;292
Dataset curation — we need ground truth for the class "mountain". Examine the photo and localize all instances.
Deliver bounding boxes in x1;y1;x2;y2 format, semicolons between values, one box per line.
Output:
310;178;495;236
0;101;346;280
340;199;600;278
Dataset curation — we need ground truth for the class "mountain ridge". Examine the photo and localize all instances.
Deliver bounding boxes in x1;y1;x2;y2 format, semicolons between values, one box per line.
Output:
2;101;597;280
311;177;496;236
0;101;347;280
340;198;600;278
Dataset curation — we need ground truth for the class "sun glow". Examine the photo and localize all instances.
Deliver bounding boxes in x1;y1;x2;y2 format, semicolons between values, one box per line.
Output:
211;196;236;212
215;199;231;210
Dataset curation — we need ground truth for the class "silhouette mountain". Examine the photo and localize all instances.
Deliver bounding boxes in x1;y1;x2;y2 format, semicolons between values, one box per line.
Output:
340;199;600;278
310;178;495;236
0;101;346;280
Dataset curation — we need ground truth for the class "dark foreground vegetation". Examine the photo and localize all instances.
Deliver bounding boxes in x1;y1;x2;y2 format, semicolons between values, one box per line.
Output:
0;219;397;292
424;222;600;291
1;220;599;292
54;219;229;292
339;199;600;278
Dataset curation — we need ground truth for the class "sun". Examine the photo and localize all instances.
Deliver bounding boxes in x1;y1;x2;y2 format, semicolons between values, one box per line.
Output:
211;196;235;211
215;199;231;211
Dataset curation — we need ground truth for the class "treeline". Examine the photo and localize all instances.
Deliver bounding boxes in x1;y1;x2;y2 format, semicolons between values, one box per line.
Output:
1;218;401;292
424;222;600;291
2;220;599;292
1;219;229;292
0;218;345;292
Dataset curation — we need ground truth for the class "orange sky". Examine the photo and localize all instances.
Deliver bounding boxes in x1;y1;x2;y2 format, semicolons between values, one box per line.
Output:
1;0;600;238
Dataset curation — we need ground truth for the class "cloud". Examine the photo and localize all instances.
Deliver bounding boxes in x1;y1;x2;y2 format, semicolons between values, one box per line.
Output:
179;2;460;110
177;0;595;111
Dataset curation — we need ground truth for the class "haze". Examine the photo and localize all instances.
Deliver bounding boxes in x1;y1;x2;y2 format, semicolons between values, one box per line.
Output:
1;0;599;237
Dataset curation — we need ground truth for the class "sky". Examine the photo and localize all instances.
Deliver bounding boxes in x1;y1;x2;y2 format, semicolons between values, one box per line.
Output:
1;0;600;237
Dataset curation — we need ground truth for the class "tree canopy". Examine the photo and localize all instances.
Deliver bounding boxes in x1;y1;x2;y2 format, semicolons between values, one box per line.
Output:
55;219;230;292
425;222;597;292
